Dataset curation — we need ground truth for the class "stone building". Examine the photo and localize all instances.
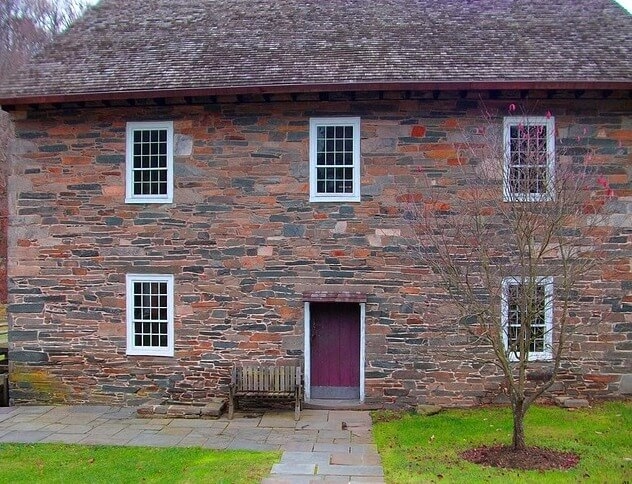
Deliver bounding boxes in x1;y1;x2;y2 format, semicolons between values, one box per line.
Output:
0;0;630;408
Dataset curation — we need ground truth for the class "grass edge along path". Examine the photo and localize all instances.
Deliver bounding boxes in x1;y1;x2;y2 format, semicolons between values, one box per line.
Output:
0;443;280;484
372;401;632;484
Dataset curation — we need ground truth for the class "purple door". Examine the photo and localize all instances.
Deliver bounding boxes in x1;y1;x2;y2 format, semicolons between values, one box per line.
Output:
310;303;360;399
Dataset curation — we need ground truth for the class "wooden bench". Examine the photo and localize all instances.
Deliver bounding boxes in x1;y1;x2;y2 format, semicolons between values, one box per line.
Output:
228;365;302;420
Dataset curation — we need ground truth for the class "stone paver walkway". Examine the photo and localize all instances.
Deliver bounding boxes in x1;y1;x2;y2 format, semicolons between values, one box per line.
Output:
0;405;384;483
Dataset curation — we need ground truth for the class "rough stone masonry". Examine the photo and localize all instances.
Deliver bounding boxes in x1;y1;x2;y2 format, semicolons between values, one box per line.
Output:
6;90;632;407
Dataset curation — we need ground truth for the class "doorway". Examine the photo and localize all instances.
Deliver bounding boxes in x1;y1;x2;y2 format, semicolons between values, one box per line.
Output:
305;302;364;401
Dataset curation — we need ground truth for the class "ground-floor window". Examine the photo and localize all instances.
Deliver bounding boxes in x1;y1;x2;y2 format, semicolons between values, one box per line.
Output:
502;276;553;361
126;274;174;357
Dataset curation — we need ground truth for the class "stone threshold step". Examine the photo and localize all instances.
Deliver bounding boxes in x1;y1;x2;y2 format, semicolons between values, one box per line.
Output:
137;398;226;419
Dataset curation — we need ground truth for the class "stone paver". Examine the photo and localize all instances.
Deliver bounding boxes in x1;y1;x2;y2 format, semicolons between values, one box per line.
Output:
270;463;317;475
0;405;385;483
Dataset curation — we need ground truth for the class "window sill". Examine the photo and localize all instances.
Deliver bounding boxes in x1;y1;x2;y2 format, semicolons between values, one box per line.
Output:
309;195;361;203
126;349;174;357
125;197;173;204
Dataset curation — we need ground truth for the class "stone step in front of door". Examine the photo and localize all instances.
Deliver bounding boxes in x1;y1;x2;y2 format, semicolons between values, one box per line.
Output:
137;398;226;418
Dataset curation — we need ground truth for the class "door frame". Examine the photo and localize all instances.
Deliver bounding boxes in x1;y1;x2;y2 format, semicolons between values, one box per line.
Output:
303;301;366;403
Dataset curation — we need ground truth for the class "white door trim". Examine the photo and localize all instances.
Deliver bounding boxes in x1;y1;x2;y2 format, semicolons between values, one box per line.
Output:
303;301;365;403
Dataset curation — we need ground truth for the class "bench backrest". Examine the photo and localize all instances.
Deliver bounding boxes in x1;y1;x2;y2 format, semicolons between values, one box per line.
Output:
232;366;301;395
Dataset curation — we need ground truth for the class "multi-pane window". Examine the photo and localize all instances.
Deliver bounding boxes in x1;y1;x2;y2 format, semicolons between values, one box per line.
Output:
125;121;173;203
126;274;174;356
309;117;361;202
503;116;555;202
502;277;553;361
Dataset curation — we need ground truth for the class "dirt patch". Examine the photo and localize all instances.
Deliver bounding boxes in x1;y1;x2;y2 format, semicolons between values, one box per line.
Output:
461;445;580;470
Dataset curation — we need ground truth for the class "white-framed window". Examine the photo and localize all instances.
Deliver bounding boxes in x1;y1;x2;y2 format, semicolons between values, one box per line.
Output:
125;121;174;203
309;117;361;202
126;274;174;357
503;116;555;202
501;276;553;361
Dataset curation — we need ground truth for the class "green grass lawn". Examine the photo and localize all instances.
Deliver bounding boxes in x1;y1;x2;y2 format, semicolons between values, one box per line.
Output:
373;401;632;484
0;444;280;483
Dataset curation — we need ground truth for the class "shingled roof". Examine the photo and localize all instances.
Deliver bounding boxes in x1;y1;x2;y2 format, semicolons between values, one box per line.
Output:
1;0;631;106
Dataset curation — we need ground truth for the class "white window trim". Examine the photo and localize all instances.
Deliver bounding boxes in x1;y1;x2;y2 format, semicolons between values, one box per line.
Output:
501;276;553;362
503;116;555;202
309;117;361;203
125;121;174;204
126;274;175;357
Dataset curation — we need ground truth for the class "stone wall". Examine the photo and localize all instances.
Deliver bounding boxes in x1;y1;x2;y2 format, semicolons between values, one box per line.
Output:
6;91;632;406
0;110;9;308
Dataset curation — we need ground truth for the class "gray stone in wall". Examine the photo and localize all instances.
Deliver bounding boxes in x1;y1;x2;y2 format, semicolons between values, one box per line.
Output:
213;341;238;349
283;224;306;237
282;335;303;351
67;184;101;191
10;351;49;363
18;192;54;200
9;138;37;154
174;134;193;156
196;204;233;213
96;154;124;164
72;249;99;258
101;385;138;394
39;144;67;152
8;330;38;341
251;148;285;159
105;217;123;226
287;132;307;142
608;200;632;214
8;303;44;313
620;374;632;395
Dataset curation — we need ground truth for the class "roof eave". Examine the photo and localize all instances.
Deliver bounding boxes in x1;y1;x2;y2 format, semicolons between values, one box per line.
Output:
2;80;631;108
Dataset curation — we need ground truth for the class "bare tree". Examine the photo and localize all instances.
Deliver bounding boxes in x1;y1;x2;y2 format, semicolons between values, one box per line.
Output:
403;104;615;451
0;0;88;80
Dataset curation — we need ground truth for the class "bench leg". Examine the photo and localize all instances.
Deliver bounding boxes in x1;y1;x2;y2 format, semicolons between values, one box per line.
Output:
0;374;8;407
228;390;235;420
294;391;300;421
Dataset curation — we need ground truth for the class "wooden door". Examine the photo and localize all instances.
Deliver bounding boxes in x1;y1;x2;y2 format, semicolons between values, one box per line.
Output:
310;302;360;399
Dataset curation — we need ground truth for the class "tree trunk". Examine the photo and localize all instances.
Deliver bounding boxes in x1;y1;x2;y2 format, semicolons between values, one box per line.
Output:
512;398;527;450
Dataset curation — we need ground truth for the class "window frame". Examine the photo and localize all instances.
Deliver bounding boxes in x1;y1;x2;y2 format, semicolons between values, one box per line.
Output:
125;121;174;204
503;116;555;202
309;117;361;203
126;273;175;357
501;276;553;362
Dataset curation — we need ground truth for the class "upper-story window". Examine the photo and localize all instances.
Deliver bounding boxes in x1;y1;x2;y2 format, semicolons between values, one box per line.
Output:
501;277;553;361
309;117;361;202
503;116;555;202
125;121;174;204
126;274;174;357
